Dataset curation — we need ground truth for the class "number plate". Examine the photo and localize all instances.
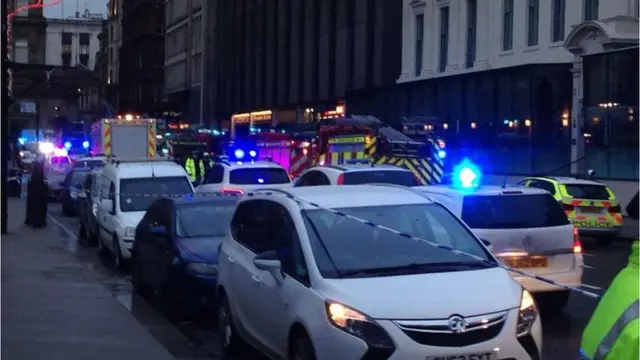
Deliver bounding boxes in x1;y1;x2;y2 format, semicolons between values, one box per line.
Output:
580;206;601;213
426;352;496;360
503;256;549;269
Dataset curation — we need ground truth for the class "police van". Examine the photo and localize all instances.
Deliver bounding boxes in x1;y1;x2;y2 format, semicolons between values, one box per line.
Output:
95;158;194;268
415;159;584;311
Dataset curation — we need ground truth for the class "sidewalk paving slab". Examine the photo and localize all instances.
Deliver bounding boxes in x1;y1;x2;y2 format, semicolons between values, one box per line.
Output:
1;199;175;360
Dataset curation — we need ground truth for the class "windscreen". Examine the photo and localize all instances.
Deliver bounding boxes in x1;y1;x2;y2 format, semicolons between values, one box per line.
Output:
229;168;290;185
119;176;193;212
343;170;420;186
73;160;104;169
462;194;569;229
303;204;492;278
176;200;237;238
563;184;610;200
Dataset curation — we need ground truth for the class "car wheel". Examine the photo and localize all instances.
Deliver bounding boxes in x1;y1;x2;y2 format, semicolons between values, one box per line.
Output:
98;235;110;258
113;237;128;270
290;331;317;360
537;290;570;312
218;294;245;357
132;259;154;299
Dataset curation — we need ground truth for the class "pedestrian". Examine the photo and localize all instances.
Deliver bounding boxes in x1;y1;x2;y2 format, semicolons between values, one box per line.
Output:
579;191;639;360
24;160;49;228
185;153;196;183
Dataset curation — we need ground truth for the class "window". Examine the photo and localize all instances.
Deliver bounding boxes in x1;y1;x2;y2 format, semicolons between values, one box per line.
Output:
176;200;237;238
119;176;193;212
13;40;28;64
551;0;566;43
61;32;72;45
79;54;89;67
502;0;514;51
438;6;449;73
528;180;556;195
15;0;28;16
295;171;331;187
583;0;599;21
62;43;72;54
461;194;570;229
527;0;539;47
204;165;224;184
414;13;424;77
230;200;273;253
562;184;611;200
465;0;477;68
342;170;420;186
62;54;71;66
229;168;290;185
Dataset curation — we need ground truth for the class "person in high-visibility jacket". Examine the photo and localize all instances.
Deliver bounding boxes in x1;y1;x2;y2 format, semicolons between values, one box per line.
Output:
579;191;639;360
185;156;196;183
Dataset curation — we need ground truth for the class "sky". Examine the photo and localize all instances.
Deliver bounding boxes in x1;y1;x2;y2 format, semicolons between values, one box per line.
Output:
43;0;107;19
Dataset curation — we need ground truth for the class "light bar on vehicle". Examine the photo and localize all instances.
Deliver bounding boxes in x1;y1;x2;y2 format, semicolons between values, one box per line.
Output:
452;158;481;190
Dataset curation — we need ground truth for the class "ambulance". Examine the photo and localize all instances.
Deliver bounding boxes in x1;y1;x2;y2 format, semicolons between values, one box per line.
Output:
90;114;157;159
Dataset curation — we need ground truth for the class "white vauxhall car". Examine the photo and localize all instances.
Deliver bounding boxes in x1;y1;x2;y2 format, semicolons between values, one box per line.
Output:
216;185;543;360
415;165;583;311
196;158;292;195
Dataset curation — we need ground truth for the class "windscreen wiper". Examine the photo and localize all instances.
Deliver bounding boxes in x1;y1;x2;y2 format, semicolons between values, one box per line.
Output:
340;261;494;277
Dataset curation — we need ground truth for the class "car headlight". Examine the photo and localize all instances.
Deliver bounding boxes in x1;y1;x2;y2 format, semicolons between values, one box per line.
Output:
124;227;136;238
325;302;395;350
516;289;538;336
187;262;218;275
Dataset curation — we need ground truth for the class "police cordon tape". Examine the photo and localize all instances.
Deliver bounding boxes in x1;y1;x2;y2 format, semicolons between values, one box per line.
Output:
41;183;602;299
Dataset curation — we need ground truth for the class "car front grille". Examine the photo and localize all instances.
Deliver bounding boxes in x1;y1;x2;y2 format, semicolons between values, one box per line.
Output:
394;311;507;347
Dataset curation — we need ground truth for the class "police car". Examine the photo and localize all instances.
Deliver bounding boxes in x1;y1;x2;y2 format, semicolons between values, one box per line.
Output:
196;154;292;195
72;154;107;169
517;175;622;242
415;160;583;311
295;159;421;186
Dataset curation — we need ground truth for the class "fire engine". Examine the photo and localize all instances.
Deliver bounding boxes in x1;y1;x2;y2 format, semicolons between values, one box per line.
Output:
226;115;445;184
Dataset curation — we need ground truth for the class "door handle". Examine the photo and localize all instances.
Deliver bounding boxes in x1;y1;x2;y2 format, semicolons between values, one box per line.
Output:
227;256;235;264
251;275;261;284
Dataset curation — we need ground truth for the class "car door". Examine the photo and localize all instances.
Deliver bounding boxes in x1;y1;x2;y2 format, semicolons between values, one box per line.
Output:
97;178;111;243
152;201;176;288
225;200;271;342
100;181;117;249
89;174;101;231
251;201;311;357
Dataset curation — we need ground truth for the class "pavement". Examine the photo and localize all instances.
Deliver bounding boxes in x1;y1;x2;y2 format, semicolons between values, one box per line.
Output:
1;199;175;360
3;199;637;360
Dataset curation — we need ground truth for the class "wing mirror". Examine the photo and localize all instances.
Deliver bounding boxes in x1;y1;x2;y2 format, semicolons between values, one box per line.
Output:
480;238;492;251
253;250;284;285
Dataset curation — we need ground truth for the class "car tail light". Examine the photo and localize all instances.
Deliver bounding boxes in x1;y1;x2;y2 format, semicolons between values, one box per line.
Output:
573;227;582;253
220;187;244;195
608;205;621;214
336;173;344;185
561;202;575;211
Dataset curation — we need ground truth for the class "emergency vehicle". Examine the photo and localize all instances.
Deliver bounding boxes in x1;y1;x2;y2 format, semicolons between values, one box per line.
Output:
90;114;157;159
518;174;623;242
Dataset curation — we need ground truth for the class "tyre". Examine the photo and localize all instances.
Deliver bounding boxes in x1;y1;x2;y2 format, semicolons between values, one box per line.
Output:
218;294;245;357
290;331;317;360
98;235;110;258
538;290;570;312
132;259;154;299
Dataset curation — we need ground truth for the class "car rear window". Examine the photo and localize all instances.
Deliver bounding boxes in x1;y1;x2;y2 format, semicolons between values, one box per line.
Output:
462;194;569;229
343;170;419;186
50;156;70;164
229;168;290;185
563;184;610;200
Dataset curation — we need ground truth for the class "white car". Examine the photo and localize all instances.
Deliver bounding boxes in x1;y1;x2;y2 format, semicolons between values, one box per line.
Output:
196;159;292;195
95;158;194;268
73;155;107;169
216;185;543;360
295;160;421;186
415;168;583;311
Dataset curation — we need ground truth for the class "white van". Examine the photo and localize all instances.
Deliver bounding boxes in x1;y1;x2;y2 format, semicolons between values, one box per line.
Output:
95;158;194;268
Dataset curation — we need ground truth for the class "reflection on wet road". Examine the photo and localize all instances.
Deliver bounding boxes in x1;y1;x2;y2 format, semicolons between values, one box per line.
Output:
48;204;631;360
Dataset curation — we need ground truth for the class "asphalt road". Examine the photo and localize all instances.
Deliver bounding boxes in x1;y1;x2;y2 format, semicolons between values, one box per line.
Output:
46;204;633;360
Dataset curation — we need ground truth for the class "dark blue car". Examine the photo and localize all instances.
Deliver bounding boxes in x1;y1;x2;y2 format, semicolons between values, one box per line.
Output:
132;195;238;319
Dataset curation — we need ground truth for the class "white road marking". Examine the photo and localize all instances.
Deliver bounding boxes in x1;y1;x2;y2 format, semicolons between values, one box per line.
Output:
48;213;77;240
583;253;595;257
581;284;603;291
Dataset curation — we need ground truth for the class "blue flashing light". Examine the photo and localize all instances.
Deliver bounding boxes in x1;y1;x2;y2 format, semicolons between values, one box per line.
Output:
82;141;90;149
249;150;257;157
18;137;26;145
234;149;245;159
64;141;72;150
184;194;193;200
452;158;481;190
437;150;447;159
257;178;264;184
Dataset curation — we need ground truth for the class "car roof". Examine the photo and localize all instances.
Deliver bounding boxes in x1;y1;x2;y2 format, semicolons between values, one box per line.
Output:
527;176;603;186
169;194;239;206
247;185;433;209
220;160;286;170
415;184;551;199
321;164;409;172
105;161;186;179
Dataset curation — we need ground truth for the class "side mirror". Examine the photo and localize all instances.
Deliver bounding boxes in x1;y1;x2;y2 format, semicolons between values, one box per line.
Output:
253;251;284;285
480;238;492;250
100;199;113;213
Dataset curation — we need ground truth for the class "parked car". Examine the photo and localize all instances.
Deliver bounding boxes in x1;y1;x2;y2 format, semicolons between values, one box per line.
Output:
61;167;92;216
77;168;103;246
132;194;238;319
